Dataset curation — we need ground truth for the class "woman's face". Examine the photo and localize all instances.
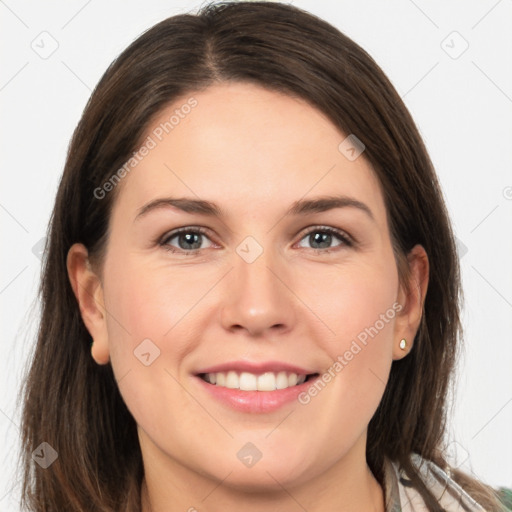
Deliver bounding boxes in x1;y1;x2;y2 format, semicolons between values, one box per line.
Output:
71;82;427;494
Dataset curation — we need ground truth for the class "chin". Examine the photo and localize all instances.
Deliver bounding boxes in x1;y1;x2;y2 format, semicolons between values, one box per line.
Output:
218;465;306;493
197;453;311;493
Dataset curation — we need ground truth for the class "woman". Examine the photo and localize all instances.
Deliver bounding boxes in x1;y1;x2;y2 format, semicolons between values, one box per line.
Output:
19;1;512;511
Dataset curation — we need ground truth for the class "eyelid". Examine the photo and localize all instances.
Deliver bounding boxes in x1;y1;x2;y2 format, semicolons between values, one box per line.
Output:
296;225;354;247
159;225;216;247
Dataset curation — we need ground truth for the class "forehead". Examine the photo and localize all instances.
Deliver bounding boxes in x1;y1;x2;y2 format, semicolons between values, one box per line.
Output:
110;82;387;227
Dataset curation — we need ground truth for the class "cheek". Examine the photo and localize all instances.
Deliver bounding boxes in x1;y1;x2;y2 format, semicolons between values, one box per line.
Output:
100;256;217;431
299;256;399;409
100;261;200;438
102;257;205;359
297;253;399;347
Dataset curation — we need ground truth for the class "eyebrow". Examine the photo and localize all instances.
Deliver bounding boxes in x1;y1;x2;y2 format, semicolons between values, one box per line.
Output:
134;195;375;223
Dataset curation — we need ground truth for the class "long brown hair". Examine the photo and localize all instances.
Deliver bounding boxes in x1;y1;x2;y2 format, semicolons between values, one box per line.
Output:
18;1;506;510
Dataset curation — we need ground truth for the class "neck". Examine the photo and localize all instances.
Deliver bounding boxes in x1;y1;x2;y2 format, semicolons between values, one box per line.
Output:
139;432;386;512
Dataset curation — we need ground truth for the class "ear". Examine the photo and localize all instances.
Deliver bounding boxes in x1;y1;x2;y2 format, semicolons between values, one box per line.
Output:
66;243;110;365
393;244;429;360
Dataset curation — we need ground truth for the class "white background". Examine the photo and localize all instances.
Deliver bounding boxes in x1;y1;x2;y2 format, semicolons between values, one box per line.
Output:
1;0;511;508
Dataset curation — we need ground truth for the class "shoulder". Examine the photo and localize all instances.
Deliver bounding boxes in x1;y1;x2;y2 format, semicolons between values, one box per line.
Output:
384;453;508;511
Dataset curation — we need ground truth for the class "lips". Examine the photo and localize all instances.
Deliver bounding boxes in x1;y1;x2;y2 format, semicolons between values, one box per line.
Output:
193;370;321;413
192;360;321;413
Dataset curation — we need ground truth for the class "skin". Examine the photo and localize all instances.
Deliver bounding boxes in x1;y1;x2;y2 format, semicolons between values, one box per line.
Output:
67;82;429;512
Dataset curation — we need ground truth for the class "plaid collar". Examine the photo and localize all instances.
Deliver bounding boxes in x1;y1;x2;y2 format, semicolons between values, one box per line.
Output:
383;453;487;511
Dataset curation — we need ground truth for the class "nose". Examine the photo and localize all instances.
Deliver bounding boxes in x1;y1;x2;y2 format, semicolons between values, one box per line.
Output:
220;246;296;337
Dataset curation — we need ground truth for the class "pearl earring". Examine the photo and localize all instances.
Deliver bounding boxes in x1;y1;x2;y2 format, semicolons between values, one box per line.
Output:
399;338;407;350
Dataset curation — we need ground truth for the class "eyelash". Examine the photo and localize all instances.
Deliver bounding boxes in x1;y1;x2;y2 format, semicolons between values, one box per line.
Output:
158;225;355;256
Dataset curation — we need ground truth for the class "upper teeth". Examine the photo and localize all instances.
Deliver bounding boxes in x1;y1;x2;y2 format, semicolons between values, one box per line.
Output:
202;371;307;391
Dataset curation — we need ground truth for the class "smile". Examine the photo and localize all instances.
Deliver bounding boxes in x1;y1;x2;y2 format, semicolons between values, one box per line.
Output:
194;370;322;413
199;370;319;391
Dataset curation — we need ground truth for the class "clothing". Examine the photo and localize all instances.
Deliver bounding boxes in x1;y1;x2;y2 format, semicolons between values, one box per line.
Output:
383;453;512;511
